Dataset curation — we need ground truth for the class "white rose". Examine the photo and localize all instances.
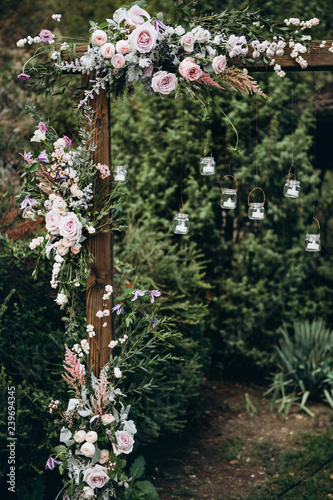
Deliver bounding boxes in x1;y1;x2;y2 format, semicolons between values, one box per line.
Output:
112;431;134;456
82;486;95;499
98;449;110;464
52;196;67;212
151;71;178;95
74;430;86;443
126;5;150;26
128;22;157;54
58;212;82;242
85;431;98;443
101;414;116;425
212;54;227;74
80;442;96;457
181;32;196;52
45;209;61;235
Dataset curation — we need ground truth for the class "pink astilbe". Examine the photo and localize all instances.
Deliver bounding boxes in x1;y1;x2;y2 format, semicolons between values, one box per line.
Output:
90;370;110;415
62;344;85;396
197;72;225;90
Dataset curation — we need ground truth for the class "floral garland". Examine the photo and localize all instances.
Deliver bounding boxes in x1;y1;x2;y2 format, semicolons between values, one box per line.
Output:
17;3;321;106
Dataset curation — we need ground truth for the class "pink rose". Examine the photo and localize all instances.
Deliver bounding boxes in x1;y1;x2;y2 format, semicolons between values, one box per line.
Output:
112;431;134;456
111;54;125;69
80;442;95;458
116;40;131;54
98;449;110;464
181;32;196;53
82;487;95;499
45;210;61;235
101;43;115;58
151;71;178;95
62;237;75;248
128;22;157;54
85;431;98;443
92;30;108;46
71;244;82;255
126;5;150;26
83;465;110;489
101;414;115;425
74;430;86;443
212;54;227;74
58;212;82;242
178;57;203;81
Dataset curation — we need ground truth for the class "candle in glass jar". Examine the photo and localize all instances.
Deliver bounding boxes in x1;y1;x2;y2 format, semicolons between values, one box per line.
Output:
252;209;264;219
287;186;299;197
114;173;126;182
175;223;188;234
223;198;236;209
202;165;215;175
307;241;320;251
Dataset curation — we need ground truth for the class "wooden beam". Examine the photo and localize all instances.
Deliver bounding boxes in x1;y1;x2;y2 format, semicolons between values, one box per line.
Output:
64;41;333;72
82;73;113;376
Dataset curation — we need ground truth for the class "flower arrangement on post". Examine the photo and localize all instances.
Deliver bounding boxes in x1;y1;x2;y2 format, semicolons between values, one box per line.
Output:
19;103;126;306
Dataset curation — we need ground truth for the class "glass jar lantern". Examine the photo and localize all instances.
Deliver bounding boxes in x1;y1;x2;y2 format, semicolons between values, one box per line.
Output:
172;212;189;235
113;164;127;183
200;144;215;176
305;218;321;252
248;187;265;220
283;166;300;199
221;175;238;210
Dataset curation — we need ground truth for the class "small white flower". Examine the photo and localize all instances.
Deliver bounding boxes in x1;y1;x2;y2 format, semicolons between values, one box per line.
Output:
114;367;122;378
96;310;104;318
103;309;110;317
108;340;118;349
105;285;113;293
175;25;185;36
103;322;107;328
55;293;68;306
87;225;96;234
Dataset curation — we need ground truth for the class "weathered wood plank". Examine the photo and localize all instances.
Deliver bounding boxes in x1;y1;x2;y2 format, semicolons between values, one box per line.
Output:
82;73;113;376
63;41;333;72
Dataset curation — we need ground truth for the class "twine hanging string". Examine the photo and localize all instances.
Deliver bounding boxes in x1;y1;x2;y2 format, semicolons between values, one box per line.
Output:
255;94;258;187
291;81;294;167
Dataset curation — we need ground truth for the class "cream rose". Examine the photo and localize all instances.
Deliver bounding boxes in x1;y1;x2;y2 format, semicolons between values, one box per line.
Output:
82;486;95;499
80;442;95;457
98;449;110;464
92;30;108;46
178;57;203;81
111;54;125;69
83;465;110;489
71;244;82;255
62;237;75;248
112;431;134;456
58;212;82;242
101;414;116;425
45;210;61;235
181;32;196;52
128;22;157;54
116;40;131;54
212;54;227;74
126;5;150;26
70;183;83;198
101;43;115;58
151;71;178;95
73;430;86;443
85;431;98;443
52;196;67;212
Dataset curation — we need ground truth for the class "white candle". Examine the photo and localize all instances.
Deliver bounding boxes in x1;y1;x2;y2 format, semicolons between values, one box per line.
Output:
251;209;264;219
287;187;299;197
175;223;188;234
202;165;215;175
114;173;126;182
223;198;236;209
307;241;320;251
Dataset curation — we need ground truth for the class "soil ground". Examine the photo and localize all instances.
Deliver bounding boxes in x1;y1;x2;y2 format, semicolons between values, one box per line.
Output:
146;381;333;500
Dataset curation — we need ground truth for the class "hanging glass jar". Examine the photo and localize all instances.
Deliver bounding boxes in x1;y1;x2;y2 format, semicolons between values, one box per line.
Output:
200;144;216;176
172;212;189;235
248;187;265;220
113;156;127;183
305;217;321;252
221;175;238;210
283;165;300;199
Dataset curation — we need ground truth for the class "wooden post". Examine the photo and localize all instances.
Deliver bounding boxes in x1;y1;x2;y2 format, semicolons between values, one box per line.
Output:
82;73;113;376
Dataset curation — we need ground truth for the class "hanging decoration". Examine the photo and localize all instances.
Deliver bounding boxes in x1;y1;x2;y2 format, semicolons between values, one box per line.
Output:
221;174;238;210
113;163;127;183
172;209;190;235
283;165;300;198
200;144;216;176
305;217;321;252
248;187;265;220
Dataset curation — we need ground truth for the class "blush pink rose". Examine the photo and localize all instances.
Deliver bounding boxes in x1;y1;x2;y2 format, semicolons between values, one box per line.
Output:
92;30;108;46
126;5;150;26
62;237;75;248
85;431;98;443
80;442;95;458
45;210;61;235
212;54;227;74
83;465;110;489
151;71;178;95
101;43;115;58
181;32;196;52
98;449;110;464
178;57;203;81
58;212;82;242
52;196;66;212
112;431;134;456
128;22;157;54
111;54;125;69
101;413;116;425
116;40;131;54
71;244;82;255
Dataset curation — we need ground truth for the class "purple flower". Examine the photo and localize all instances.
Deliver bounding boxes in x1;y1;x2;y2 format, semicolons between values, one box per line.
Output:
20;197;37;210
106;428;113;441
39;29;54;43
154;20;169;32
45;457;59;470
112;304;123;315
131;289;146;302
150;290;161;304
38;150;49;163
63;135;72;146
152;317;158;328
19;151;33;164
38;122;48;133
17;73;31;81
